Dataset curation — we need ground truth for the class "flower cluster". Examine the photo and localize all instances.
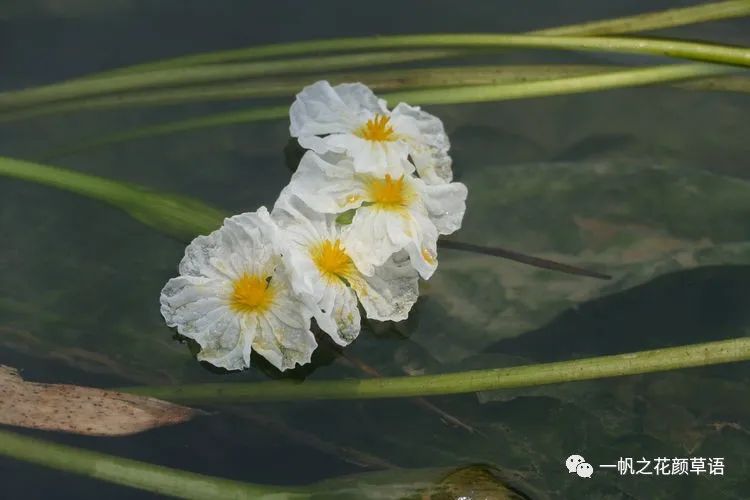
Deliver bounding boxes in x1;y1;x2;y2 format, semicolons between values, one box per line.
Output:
160;81;468;371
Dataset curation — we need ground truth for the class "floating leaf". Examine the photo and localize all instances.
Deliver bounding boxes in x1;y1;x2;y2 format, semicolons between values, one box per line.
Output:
0;365;198;436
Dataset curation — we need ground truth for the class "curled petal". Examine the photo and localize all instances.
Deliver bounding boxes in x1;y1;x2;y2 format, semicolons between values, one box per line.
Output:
253;274;317;371
350;251;419;322
402;208;440;280
288;151;368;213
314;282;362;346
391;102;453;184
418;180;468;235
344;207;404;276
178;208;279;280
322;133;413;176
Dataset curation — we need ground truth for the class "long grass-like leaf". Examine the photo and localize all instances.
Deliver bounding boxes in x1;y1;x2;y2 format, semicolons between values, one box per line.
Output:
91;1;750;75
0;156;224;239
44;63;734;158
0;428;298;499
2;35;749;112
0;65;612;121
0;49;462;111
5;65;749;123
532;0;750;35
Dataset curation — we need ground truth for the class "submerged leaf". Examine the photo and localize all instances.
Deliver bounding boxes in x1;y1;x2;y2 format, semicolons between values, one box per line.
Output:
0;365;198;436
415;161;750;361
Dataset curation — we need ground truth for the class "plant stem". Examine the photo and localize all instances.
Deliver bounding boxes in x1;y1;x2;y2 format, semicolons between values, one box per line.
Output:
44;63;733;159
93;1;750;74
0;429;301;499
438;239;611;280
117;337;750;403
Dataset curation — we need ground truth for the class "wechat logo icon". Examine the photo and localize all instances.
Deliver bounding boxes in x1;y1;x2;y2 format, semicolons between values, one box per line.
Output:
566;454;594;478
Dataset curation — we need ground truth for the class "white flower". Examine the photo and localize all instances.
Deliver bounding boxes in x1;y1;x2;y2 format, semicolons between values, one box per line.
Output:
272;190;419;345
286;151;467;279
289;80;453;184
159;208;316;372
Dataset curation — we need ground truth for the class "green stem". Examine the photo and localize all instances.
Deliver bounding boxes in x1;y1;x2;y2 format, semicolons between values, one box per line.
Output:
93;1;750;74
0;49;461;111
0;429;301;499
44;63;733;159
117;337;750;403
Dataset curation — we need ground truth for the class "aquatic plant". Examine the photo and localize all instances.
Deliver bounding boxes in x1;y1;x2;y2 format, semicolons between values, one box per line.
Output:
1;2;750;498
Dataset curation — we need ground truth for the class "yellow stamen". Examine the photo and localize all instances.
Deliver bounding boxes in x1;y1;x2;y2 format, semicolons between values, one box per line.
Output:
421;247;436;265
311;239;355;281
356;114;395;142
230;273;275;314
367;174;412;210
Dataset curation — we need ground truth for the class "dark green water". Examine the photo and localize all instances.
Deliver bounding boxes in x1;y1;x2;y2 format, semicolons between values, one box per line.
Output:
1;1;750;499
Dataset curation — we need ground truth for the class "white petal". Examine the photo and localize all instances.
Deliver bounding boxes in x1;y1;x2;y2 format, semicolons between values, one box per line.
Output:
197;316;251;371
159;275;252;370
287;151;368;213
344;206;406;275
391;102;453;184
254;277;317;371
289;81;385;138
178;208;279;280
272;189;336;297
418;180;468;235
324;134;413;176
335;82;388;114
350;251;419;322
402;207;440;279
410;146;453;185
273;187;337;242
313;282;361;346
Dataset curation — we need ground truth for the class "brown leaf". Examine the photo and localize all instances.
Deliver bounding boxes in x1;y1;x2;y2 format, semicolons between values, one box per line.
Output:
0;365;197;436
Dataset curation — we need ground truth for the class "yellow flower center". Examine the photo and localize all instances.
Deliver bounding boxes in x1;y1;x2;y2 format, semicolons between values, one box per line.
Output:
230;273;275;314
356;114;395;142
367;174;412;210
311;239;354;281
